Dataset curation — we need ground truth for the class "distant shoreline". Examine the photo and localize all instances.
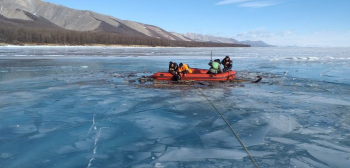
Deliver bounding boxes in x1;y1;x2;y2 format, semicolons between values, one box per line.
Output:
0;43;251;48
1;43;348;48
0;43;179;48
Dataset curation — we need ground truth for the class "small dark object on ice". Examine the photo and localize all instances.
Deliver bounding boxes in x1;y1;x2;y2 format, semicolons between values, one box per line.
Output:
138;78;147;84
138;76;148;83
253;76;262;83
128;80;136;83
138;76;154;84
127;73;137;78
198;81;210;86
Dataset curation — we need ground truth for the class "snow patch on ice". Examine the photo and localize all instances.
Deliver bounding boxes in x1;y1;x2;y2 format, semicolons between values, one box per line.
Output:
56;145;77;154
312;140;350;153
13;124;37;134
299;126;334;135
263;114;300;134
307;96;350;106
75;138;94;151
29;133;46;139
132;113;197;138
269;137;300;145
212;118;225;127
202;129;240;148
0;153;13;159
290;158;312;168
301;157;329;168
298;143;350;168
158;147;272;161
158;147;246;161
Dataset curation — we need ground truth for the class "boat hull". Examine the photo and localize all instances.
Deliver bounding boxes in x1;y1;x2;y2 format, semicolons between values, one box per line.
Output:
152;68;236;81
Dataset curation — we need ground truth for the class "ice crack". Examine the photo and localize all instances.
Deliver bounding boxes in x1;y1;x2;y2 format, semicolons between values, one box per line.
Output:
86;114;103;168
93;128;102;154
87;114;96;135
87;158;94;168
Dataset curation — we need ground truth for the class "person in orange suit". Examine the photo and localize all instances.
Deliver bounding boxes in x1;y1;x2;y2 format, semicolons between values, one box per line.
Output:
178;63;192;76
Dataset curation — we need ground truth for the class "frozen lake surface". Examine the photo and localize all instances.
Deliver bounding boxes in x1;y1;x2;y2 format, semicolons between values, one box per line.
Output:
0;46;350;168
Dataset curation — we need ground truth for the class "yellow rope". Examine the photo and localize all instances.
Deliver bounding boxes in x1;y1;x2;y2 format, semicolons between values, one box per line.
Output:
196;87;260;168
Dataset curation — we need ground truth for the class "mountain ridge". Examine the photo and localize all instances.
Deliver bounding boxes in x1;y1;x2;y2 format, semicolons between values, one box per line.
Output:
0;0;272;46
0;0;192;41
0;0;257;47
183;32;273;47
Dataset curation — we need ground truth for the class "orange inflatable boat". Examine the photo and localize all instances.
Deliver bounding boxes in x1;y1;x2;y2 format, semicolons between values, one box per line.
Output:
152;68;236;81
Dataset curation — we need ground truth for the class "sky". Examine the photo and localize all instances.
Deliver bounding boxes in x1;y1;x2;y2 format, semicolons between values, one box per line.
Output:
44;0;350;47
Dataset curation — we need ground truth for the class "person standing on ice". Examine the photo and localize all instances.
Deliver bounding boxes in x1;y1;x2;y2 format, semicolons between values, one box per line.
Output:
221;56;232;72
207;59;222;74
178;63;192;76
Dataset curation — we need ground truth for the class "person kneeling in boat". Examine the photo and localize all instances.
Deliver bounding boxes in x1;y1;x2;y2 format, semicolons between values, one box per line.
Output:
221;56;232;72
168;61;181;81
207;59;222;74
178;63;192;76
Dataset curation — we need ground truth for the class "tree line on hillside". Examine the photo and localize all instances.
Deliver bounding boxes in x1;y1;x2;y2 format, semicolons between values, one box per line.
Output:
0;24;250;47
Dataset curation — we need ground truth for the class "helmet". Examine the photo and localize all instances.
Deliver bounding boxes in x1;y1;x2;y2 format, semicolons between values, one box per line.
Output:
179;63;183;67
